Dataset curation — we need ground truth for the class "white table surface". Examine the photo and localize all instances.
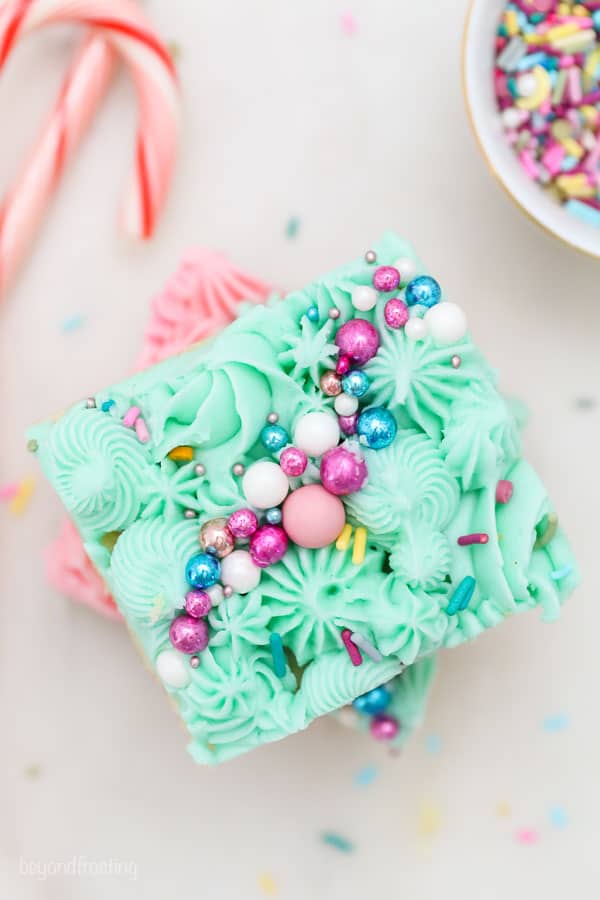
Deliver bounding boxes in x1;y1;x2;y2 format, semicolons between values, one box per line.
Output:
1;1;599;897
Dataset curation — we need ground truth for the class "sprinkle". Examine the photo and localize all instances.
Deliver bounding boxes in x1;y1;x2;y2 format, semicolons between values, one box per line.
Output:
101;399;115;412
341;629;363;666
425;734;443;755
258;873;278;895
320;832;354;853
457;532;489;546
0;482;19;501
269;633;287;678
60;313;85;333
24;763;43;780
123;406;140;427
9;477;35;515
418;803;442;838
496;479;514;504
550;563;573;580
543;712;570;732
168;445;194;462
496;802;511;818
549;806;568;829
134;418;149;443
350;631;383;662
515;828;539;846
26;439;38;453
534;511;558;549
354;765;379;787
339;11;358;35
285;216;300;239
574;395;597;409
446;576;476;615
451;354;461;368
352;526;367;564
336;523;353;551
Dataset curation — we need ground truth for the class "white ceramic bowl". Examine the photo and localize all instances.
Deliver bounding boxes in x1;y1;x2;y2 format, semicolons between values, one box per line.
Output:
463;0;600;258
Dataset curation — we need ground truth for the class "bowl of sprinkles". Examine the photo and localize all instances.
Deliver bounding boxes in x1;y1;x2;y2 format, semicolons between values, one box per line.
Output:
463;0;600;257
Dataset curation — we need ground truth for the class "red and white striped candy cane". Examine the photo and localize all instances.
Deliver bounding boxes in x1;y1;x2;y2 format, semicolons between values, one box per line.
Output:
0;0;180;293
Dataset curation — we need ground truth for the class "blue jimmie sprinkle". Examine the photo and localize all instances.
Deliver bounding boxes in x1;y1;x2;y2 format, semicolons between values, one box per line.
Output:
549;806;568;829
543;713;569;733
354;765;379;787
550;564;573;581
270;633;287;678
101;399;115;412
320;832;354;853
446;576;476;615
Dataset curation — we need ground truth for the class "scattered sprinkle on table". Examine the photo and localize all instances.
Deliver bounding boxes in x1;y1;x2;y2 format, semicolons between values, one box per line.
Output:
515;827;540;846
340;11;358;35
543;712;570;732
320;832;355;853
494;1;600;227
0;481;19;502
8;477;35;515
496;801;512;818
24;763;43;780
285;216;301;239
418;803;442;838
574;394;597;409
258;873;278;895
354;765;379;786
425;734;443;755
60;313;85;334
549;805;568;828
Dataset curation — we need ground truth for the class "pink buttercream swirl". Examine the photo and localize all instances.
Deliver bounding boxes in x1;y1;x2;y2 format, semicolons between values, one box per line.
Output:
46;249;272;618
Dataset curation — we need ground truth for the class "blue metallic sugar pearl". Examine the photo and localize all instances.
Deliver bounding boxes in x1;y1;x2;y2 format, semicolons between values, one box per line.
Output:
185;553;221;589
260;423;289;452
265;507;283;525
357;406;397;450
306;305;319;322
353;685;391;716
342;369;370;398
405;275;441;309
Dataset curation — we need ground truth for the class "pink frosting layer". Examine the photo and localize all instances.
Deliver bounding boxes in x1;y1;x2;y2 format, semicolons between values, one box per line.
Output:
47;249;272;618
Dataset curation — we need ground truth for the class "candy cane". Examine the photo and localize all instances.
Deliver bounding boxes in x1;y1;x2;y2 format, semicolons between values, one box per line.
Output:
0;0;180;293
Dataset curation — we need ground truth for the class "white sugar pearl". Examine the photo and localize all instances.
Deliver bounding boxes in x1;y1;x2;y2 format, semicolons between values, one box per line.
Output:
207;584;224;606
334;392;359;416
404;317;429;341
156;650;191;689
502;107;522;129
516;73;537;98
351;285;378;312
294;411;340;458
220;550;261;594
242;460;289;509
425;302;468;345
393;256;417;284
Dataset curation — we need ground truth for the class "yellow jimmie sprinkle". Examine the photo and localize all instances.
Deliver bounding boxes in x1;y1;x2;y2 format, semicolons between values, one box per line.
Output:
9;477;35;515
546;23;580;42
336;523;353;551
504;9;518;36
560;137;584;160
556;173;595;198
352;526;367;565
258;873;278;896
168;445;194;463
516;66;551;111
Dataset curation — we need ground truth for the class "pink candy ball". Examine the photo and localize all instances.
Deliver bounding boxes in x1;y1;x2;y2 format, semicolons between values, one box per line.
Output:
320;446;367;496
373;265;400;292
228;508;259;539
282;484;346;549
335;319;380;366
169;615;209;654
279;446;308;477
184;590;212;618
384;298;409;329
370;714;399;741
338;413;359;436
249;525;289;568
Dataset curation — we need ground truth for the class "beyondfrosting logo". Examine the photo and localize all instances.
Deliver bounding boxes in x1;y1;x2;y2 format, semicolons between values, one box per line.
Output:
19;856;138;881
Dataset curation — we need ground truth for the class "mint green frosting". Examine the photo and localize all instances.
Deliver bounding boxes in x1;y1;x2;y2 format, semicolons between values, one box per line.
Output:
30;232;579;764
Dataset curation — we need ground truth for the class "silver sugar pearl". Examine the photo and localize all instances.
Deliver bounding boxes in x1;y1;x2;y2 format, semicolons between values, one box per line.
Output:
194;463;206;477
328;308;340;320
85;397;96;409
190;656;201;669
184;509;197;519
223;585;234;598
451;355;462;369
232;463;245;477
267;412;279;424
364;249;377;264
26;438;38;453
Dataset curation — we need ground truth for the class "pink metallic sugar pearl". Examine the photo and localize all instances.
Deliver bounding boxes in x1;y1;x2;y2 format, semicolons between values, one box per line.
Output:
335;319;380;366
320;446;367;496
370;714;399;741
169;615;209;654
384;298;409;329
279;446;308;477
185;590;212;618
319;369;343;397
199;517;235;558
496;480;514;504
373;265;400;292
228;508;259;539
282;484;346;549
336;354;351;376
338;412;359;436
249;525;289;568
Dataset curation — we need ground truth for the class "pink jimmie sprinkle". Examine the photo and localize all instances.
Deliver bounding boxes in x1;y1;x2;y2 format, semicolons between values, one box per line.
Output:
515;828;540;846
135;417;150;443
496;480;514;504
457;533;489;546
340;11;358;35
0;482;19;501
341;629;363;666
123;406;140;427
